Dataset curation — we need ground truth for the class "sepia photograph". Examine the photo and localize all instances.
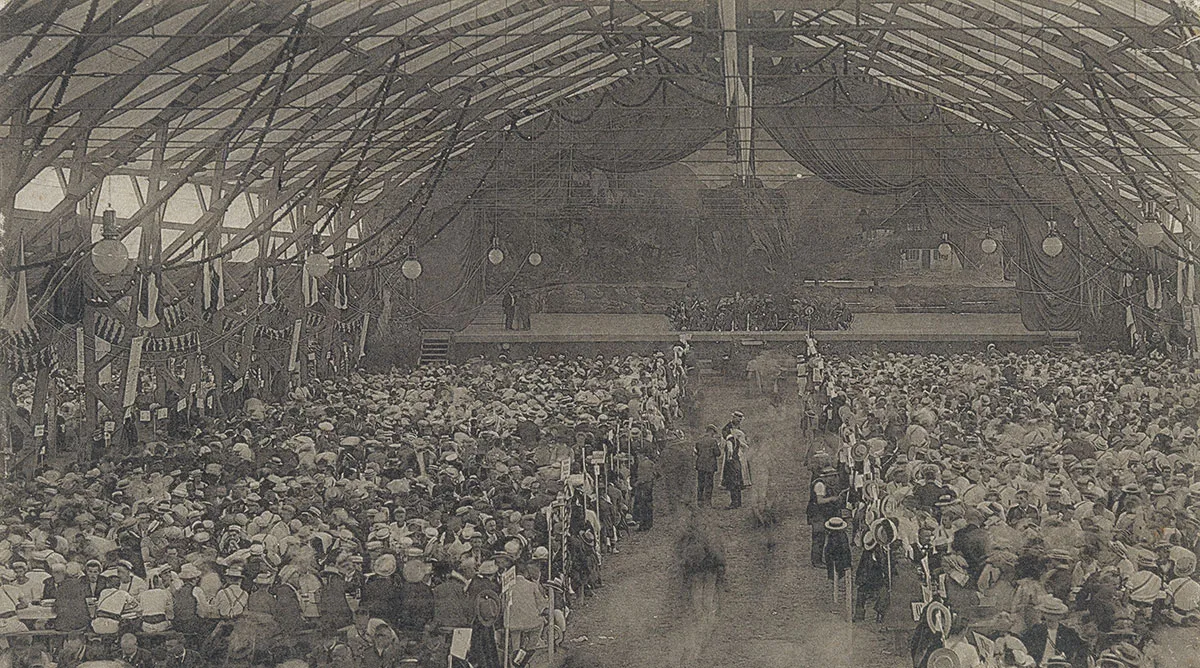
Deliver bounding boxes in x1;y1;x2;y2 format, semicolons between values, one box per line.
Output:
0;0;1199;666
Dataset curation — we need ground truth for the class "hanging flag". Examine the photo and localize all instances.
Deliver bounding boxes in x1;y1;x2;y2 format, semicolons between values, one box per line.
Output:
333;271;349;310
1146;274;1156;309
259;262;277;305
259;237;277;305
124;335;145;408
136;267;161;329
356;313;370;360
201;240;225;312
3;232;37;347
302;252;319;307
288;319;303;372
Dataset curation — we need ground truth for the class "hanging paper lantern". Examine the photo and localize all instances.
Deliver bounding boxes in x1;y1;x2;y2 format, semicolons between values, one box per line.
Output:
92;239;130;275
527;250;542;266
1137;222;1165;248
981;237;998;254
305;252;332;278
1042;234;1064;258
488;247;505;265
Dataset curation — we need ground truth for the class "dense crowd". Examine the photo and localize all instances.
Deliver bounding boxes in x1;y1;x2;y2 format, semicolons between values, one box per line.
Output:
805;348;1200;667
0;349;687;668
668;293;852;332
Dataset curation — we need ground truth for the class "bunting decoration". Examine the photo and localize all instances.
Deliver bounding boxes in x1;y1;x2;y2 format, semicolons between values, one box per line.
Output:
3;232;38;347
161;301;188;331
201;241;225;312
304;312;325;328
9;347;56;373
135;266;161;329
95;314;126;345
254;325;291;341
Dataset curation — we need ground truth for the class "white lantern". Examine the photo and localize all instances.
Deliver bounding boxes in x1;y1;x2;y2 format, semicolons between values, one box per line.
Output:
527;250;542;266
937;241;953;258
305;252;332;278
1042;234;1064;258
1137;222;1165;248
92;238;130;275
981;237;998;254
488;247;505;265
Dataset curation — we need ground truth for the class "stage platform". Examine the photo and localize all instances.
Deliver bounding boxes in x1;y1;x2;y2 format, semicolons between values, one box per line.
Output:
454;312;1079;344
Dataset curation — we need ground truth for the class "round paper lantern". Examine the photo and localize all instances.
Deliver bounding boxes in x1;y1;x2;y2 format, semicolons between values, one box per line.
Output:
401;257;423;280
527;250;542;266
1137;222;1165;248
1042;234;1064;258
981;237;998;254
92;238;130;275
305;252;332;278
937;241;952;258
488;247;505;265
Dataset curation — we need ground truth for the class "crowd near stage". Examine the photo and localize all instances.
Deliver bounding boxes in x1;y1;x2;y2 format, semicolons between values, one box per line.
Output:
5;0;1200;667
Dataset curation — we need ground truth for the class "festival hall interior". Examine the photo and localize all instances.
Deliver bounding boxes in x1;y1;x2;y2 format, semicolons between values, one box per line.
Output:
1;1;1200;667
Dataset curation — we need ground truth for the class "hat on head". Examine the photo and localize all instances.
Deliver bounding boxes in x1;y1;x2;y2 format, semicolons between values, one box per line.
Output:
1035;596;1069;615
824;517;848;532
178;564;202;580
373;554;397;577
1128;570;1163;604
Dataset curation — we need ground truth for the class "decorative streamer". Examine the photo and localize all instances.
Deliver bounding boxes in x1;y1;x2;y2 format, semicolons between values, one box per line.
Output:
201;240;225;312
3;232;37;347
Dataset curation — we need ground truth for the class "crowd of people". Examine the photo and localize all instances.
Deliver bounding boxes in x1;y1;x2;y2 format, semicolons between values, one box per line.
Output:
667;293;853;332
805;347;1200;667
0;348;688;668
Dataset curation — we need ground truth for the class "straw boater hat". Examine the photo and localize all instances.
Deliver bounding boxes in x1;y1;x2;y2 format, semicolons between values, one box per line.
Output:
824;517;849;532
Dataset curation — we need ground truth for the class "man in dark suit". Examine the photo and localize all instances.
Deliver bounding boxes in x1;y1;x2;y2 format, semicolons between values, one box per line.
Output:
502;288;516;330
1020;597;1087;667
694;424;723;507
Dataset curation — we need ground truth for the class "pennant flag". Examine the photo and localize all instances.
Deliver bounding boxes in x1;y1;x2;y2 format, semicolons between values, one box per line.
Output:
333;271;349;310
201;240;225;312
3;233;37;346
136;267;161;329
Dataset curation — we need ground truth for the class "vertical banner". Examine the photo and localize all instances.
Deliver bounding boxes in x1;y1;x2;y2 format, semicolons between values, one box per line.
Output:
288;319;303;372
124;336;145;408
96;337;112;385
75;327;85;385
136;268;161;328
356;314;370;360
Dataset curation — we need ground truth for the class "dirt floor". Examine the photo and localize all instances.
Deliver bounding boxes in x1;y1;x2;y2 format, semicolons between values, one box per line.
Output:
553;375;909;668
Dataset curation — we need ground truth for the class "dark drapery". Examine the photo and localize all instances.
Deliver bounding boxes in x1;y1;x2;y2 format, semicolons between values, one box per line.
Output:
1013;207;1083;331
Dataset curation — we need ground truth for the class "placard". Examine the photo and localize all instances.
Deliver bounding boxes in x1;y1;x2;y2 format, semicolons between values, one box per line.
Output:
501;566;517;594
206;395;214;409
103;421;116;433
33;424;45;438
176;399;187;412
449;628;472;660
232;378;243;391
156;408;169;419
139;410;151;423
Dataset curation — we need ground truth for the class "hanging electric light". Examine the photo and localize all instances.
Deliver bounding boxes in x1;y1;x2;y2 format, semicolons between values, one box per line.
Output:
487;235;504;265
937;233;953;258
527;240;542;266
981;237;998;254
1042;220;1064;258
92;207;130;275
305;251;332;278
401;244;423;280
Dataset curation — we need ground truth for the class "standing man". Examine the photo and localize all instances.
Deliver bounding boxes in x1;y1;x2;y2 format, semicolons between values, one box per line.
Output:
502;287;517;330
722;411;744;439
632;447;658;530
694;424;722;508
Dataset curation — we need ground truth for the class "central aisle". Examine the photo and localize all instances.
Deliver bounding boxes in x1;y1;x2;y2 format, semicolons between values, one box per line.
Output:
560;377;906;668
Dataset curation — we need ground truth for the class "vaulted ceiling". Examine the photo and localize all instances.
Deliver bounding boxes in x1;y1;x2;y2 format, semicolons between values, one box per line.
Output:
1;0;1198;262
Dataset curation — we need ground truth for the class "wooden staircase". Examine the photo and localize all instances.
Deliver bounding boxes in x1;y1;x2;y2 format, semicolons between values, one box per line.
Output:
418;330;454;365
